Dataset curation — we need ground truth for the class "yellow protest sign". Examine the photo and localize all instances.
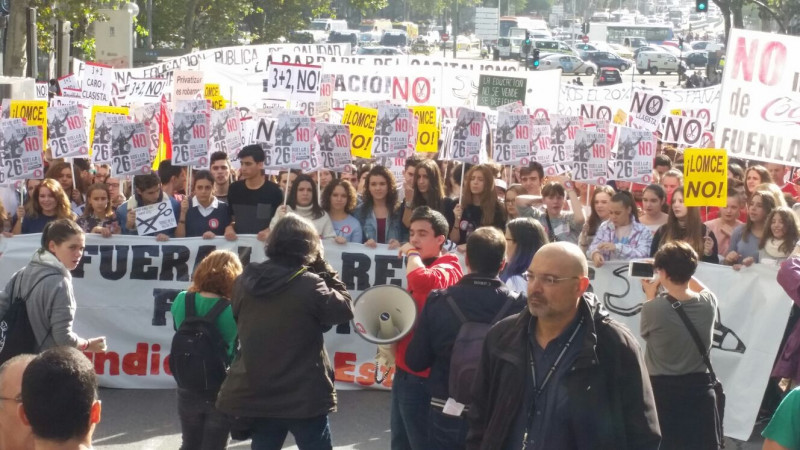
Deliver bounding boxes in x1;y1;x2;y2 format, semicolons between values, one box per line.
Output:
204;84;220;98
683;148;728;207
89;105;129;150
210;96;226;110
412;106;438;153
342;104;377;159
10;100;47;144
612;108;628;125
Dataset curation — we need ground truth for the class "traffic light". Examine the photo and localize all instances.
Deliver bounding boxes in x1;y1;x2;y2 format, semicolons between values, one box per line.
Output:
678;37;684;50
696;0;708;12
532;49;540;69
522;30;532;56
581;22;590;34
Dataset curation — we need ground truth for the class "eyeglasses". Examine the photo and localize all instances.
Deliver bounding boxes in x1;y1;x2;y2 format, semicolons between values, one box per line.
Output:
522;272;580;286
0;394;21;403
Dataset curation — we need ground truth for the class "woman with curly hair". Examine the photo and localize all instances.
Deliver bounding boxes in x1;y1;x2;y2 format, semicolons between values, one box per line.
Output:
12;178;74;235
321;179;363;244
354;165;403;248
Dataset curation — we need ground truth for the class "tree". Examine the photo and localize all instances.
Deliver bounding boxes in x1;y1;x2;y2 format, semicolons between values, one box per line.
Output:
142;0;254;49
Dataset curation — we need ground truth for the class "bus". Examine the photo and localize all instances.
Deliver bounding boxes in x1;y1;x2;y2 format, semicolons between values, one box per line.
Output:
499;16;550;37
587;23;674;45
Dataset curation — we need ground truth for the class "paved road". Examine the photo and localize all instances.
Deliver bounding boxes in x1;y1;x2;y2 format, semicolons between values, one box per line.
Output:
95;388;767;449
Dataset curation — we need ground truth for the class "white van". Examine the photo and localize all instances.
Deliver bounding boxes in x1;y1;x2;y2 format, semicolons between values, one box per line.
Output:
636;51;679;74
306;18;348;42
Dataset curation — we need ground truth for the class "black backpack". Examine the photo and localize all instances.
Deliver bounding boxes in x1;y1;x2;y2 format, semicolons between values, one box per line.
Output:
0;271;59;365
169;293;231;392
447;295;515;405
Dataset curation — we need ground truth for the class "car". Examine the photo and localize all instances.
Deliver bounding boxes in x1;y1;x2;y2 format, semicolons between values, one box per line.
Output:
539;54;598;75
633;45;663;59
636;51;680;74
357;46;405;55
608;43;634;59
583;51;634;71
594;67;623;86
497;37;523;59
380;31;409;51
681;50;708;69
691;41;713;50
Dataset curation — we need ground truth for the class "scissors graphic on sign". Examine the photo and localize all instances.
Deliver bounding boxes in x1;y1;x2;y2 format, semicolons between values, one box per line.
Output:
135;202;171;233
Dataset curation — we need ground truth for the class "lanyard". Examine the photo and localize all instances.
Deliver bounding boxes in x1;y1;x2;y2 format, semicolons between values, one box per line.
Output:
521;316;584;449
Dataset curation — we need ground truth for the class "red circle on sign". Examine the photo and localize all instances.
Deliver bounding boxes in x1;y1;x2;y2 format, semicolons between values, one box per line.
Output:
343;165;352;173
80;146;88;154
521;157;529;166
398;150;406;158
441;33;450;42
209;218;219;229
141;166;151;174
33;169;42;178
301;161;310;170
471;156;479;164
597;177;606;185
582;35;590;43
643;174;651;183
199;157;208;165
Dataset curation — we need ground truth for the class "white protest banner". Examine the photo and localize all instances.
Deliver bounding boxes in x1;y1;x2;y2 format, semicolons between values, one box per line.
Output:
449;108;484;164
0;121;44;180
175;99;210;115
210;108;243;159
0;236;788;442
172;112;209;167
172;70;204;101
58;73;81;92
124;78;169;105
372;105;412;159
110;122;152;177
134;198;178;235
47;105;88;159
530;118;552;168
560;84;720;119
715;29;800;165
628;86;669;132
35;82;48;100
315;74;334;121
610;127;657;183
662;114;707;148
264;62;322;102
272;113;312;170
315;123;352;172
82;62;114;104
549;114;580;167
271;53;520;72
572;129;609;185
91;112;129;164
493;112;531;165
132;103;161;162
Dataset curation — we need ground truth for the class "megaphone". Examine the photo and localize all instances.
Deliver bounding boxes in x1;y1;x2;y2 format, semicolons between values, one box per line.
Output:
352;284;417;345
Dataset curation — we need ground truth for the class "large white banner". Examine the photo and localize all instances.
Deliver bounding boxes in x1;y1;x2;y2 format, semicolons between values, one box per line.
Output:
715;29;800;165
0;235;790;440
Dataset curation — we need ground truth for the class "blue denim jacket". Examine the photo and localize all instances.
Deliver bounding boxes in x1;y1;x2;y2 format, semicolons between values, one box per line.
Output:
354;204;405;243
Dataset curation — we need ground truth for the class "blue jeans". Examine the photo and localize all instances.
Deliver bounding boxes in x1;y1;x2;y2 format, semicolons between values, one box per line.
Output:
177;389;230;450
428;408;469;450
250;415;332;450
390;368;431;450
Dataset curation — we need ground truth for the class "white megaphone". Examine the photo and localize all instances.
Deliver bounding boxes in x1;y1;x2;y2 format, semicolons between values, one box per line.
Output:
351;285;418;383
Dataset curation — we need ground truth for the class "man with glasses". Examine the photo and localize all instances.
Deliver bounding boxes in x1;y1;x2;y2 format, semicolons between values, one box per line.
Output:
105;177;126;210
466;242;661;450
0;354;35;450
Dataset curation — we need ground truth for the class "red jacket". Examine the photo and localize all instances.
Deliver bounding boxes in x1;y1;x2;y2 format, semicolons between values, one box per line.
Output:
395;253;463;377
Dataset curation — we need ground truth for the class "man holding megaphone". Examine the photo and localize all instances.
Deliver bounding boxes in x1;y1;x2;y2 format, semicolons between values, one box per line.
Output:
392;206;463;450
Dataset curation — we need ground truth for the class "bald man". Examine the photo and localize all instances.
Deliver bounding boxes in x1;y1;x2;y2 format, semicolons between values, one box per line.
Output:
466;242;661;450
0;354;35;450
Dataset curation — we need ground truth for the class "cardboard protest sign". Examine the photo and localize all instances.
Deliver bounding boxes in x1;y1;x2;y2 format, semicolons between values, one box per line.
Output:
172;112;209;167
270;113;312;170
549;114;580;166
172;70;204;100
493;112;531;165
449;108;484;164
9;100;47;144
90;107;130;164
134;198;177;235
47;105;88;159
0;121;44;180
372;105;412;159
683;148;728;207
530;118;551;168
609;127;656;183
412;106;438;153
82;62;114;104
477;74;527;108
628;87;669;132
342;104;378;159
715;29;800;165
571;129;609;185
110;122;152;177
315;123;352;172
124;78;169;105
662;114;707;148
210;108;243;159
57;74;81;92
315;74;334;121
35;82;49;100
203;83;225;110
132;103;161;162
264;62;322;102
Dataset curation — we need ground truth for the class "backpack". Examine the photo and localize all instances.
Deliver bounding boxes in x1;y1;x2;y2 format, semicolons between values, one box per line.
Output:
447;295;515;405
0;271;60;365
168;293;231;392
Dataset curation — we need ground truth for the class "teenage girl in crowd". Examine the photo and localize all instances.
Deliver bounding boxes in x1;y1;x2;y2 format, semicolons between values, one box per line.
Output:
724;189;777;268
651;187;719;264
757;207;800;266
449;164;506;246
500;217;549;293
745;165;772;198
271;174;335;240
76;183;119;237
176;170;232;239
703;185;745;256
578;185;615;254
13;179;75;235
321;179;363;244
354;165;402;248
639;184;669;234
45;161;84;215
589;191;653;267
504;185;526;221
402;159;452;228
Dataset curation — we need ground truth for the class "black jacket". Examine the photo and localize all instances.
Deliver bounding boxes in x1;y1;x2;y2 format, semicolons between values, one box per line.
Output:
406;274;526;400
466;293;661;450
